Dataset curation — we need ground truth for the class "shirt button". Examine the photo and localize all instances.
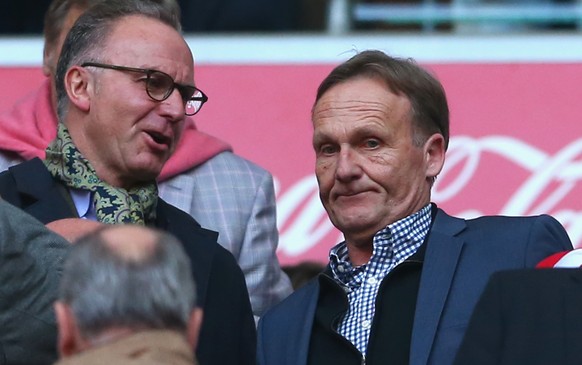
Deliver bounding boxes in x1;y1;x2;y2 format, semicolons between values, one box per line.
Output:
367;277;378;285
361;320;371;329
338;265;345;273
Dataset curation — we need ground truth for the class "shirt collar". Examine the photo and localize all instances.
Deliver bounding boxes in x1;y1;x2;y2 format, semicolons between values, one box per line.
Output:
68;188;96;220
329;203;433;284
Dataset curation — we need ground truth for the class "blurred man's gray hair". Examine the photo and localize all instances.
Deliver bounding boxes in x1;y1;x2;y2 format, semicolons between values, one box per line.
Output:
58;225;196;342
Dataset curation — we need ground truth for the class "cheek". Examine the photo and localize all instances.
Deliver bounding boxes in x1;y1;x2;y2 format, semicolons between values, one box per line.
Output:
173;121;186;139
315;160;334;185
315;154;335;171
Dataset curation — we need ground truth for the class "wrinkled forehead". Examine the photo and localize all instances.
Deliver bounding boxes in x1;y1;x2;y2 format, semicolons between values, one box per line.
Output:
312;77;411;119
99;15;194;79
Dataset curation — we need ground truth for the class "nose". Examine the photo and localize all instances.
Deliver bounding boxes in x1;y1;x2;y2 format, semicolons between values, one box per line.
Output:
158;87;185;122
335;147;362;183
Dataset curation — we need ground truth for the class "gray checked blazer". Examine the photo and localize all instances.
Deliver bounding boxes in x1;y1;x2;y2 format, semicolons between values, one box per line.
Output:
158;150;292;317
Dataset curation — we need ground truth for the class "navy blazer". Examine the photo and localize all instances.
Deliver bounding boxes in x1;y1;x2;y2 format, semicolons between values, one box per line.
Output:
454;269;582;365
257;207;573;365
0;158;256;365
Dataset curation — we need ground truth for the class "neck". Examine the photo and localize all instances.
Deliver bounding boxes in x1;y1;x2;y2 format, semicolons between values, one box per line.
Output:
84;327;136;349
345;240;374;266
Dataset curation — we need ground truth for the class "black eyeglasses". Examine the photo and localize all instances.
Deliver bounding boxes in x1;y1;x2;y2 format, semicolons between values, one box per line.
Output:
81;62;208;116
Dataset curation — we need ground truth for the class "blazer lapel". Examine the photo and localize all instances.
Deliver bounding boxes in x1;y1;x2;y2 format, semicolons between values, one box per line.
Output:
25;186;78;223
8;158;77;223
263;278;319;365
293;278;322;365
410;209;466;365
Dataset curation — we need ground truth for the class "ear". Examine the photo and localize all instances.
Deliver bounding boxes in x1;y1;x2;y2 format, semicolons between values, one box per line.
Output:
54;301;81;358
423;133;446;179
186;308;203;351
64;66;92;113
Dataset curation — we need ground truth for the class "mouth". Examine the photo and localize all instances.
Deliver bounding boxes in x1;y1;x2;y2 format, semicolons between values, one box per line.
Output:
145;130;172;147
333;189;374;203
336;190;364;198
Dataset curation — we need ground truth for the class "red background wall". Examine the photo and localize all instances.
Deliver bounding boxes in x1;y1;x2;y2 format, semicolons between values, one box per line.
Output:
2;63;581;264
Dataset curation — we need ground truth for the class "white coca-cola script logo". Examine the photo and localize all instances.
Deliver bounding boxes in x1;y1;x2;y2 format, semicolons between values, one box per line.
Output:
275;135;582;262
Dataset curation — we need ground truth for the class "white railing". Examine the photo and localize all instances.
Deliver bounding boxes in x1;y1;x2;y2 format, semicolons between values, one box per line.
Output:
328;1;582;33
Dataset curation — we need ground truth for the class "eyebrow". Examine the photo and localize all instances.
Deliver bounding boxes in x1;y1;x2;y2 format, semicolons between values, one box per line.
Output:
312;133;328;149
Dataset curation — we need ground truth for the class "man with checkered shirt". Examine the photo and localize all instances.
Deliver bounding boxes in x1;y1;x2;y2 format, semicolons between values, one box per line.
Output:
256;50;573;365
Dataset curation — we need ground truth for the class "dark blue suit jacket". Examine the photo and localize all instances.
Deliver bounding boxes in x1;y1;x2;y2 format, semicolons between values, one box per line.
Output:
257;208;573;365
0;158;256;365
454;268;582;365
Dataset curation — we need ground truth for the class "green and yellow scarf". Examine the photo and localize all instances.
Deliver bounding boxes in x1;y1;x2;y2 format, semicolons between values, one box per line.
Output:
44;123;157;225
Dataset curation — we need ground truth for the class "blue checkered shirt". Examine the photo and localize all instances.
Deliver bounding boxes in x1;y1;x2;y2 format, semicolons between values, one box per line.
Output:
329;204;433;356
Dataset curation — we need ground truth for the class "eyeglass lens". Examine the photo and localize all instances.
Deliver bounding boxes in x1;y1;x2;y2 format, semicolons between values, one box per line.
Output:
146;70;202;116
185;90;204;116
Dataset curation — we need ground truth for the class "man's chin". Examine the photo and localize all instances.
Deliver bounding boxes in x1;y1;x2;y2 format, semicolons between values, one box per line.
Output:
334;217;378;234
129;162;165;183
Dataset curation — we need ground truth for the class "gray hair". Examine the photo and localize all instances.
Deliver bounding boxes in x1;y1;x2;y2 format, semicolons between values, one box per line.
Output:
54;0;182;120
58;226;196;341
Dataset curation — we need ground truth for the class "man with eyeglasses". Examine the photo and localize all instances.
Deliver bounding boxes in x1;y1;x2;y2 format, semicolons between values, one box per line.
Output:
0;0;292;323
0;1;256;365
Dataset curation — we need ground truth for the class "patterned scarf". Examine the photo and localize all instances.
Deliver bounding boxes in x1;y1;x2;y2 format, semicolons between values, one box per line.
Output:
44;123;157;225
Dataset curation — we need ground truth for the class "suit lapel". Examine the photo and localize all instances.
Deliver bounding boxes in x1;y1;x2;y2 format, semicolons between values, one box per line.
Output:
25;186;78;223
294;282;320;365
9;158;77;223
410;209;466;365
266;274;323;365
